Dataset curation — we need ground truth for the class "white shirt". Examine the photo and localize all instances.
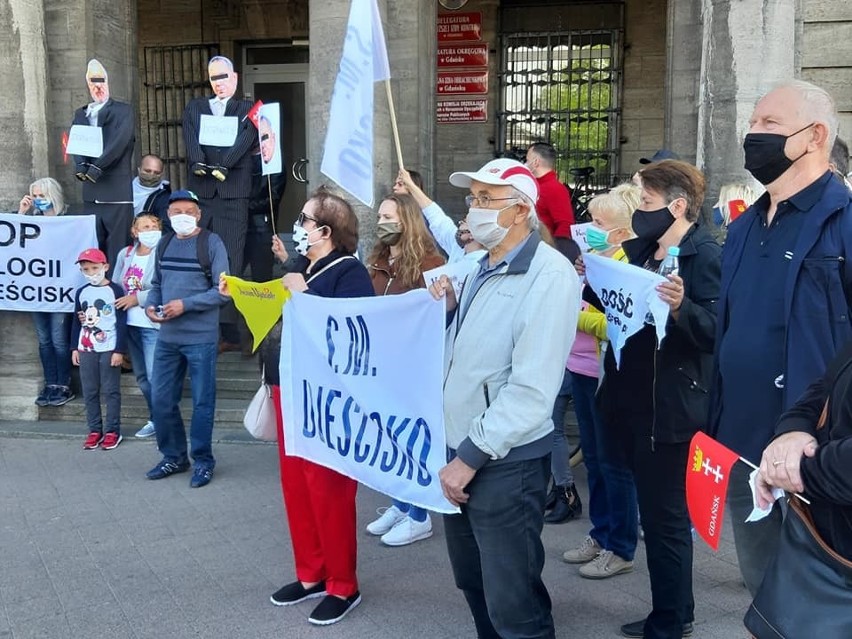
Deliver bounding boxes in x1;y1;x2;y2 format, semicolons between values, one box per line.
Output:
209;96;230;116
85;101;107;126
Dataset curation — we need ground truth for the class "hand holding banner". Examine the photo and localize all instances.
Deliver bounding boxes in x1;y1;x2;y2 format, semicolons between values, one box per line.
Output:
222;275;291;351
583;253;670;366
685;432;740;551
280;289;457;514
422;260;476;298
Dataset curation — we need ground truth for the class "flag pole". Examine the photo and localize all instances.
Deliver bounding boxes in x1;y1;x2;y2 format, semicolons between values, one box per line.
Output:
267;175;277;236
738;456;811;505
384;79;405;171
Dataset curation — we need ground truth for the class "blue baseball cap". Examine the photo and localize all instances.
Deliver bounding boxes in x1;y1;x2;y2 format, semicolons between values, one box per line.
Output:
168;189;200;204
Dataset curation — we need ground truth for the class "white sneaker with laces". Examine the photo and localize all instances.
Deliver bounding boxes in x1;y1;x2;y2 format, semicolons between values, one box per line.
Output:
562;535;602;564
380;514;433;547
578;549;634;579
135;421;156;438
366;505;406;536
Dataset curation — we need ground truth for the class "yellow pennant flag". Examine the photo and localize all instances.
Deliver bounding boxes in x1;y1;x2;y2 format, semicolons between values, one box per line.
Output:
223;275;291;352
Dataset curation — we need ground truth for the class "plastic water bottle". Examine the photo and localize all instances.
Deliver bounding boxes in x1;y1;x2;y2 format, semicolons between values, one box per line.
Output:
646;246;680;325
658;246;680;278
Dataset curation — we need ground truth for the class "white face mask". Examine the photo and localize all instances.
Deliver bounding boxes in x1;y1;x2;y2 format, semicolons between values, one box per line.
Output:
84;269;106;286
137;230;162;249
292;223;327;256
170;214;198;236
466;204;515;249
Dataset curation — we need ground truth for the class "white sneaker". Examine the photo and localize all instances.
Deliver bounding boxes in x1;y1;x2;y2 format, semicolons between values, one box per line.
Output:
366;505;406;536
135;421;156;438
578;550;634;579
562;535;602;564
380;515;433;547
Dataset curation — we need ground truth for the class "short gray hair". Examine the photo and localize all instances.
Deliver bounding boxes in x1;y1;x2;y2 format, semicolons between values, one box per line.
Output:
512;188;539;230
776;79;838;150
208;56;234;73
30;177;66;215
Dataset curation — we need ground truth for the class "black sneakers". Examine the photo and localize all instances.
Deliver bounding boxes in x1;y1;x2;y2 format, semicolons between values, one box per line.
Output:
308;592;362;626
146;460;191;480
270;581;326;607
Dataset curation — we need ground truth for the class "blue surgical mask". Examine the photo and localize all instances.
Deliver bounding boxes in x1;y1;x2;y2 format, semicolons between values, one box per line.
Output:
33;198;53;212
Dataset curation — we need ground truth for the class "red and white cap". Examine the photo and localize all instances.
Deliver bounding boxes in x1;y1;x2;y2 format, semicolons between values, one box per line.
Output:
76;248;108;264
449;158;539;204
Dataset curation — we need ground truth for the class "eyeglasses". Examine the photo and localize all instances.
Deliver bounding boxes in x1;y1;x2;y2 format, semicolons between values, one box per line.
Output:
297;211;318;226
465;194;518;208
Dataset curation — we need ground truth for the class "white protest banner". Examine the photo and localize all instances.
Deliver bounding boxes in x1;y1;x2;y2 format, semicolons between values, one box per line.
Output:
0;214;97;312
258;103;283;176
280;289;457;514
583;253;669;367
320;0;391;206
66;125;103;158
423;260;477;298
199;114;238;147
571;222;593;252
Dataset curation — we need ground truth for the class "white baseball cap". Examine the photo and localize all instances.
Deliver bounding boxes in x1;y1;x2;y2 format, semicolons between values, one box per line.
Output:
449;158;539;204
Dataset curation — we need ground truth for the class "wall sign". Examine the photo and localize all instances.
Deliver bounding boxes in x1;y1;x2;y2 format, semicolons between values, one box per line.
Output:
437;43;488;68
437;70;488;95
436;99;488;123
437;12;482;42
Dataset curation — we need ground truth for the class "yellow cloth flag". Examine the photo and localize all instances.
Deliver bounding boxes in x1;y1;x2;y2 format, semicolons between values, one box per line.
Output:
223;275;291;352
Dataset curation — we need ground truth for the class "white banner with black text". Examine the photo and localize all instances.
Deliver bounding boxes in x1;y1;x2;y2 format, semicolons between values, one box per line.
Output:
0;213;97;312
280;289;457;513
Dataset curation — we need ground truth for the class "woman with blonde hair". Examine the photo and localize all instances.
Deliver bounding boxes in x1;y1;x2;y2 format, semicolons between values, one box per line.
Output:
366;193;445;546
17;177;75;407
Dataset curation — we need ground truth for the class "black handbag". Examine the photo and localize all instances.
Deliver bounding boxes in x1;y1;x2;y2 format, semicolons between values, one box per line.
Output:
744;401;852;639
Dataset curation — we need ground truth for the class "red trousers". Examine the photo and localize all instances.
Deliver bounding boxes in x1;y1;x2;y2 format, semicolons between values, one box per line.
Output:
272;385;359;597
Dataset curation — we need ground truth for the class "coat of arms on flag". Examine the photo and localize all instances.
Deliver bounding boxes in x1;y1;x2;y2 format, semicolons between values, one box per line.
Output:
685;431;740;551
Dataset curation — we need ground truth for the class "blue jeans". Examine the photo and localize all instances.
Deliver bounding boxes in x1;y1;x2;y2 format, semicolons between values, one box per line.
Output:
549;370;575;486
392;500;428;522
151;340;217;468
32;312;71;387
127;326;159;420
444;456;554;639
570;371;638;561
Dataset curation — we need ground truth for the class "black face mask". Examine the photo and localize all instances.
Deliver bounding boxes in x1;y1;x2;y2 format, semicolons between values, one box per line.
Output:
632;206;676;242
743;123;813;185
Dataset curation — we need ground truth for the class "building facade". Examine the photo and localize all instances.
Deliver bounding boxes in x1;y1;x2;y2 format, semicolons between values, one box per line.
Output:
1;0;850;418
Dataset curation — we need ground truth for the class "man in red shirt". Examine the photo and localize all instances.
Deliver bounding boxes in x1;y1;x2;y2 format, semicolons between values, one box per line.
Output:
525;142;579;260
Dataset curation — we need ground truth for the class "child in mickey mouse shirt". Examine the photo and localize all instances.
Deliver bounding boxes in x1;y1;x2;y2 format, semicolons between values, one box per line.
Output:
70;248;128;450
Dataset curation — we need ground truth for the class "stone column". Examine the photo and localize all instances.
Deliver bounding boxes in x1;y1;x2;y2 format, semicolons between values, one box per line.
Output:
0;0;52;420
663;0;702;165
694;0;796;203
308;0;436;254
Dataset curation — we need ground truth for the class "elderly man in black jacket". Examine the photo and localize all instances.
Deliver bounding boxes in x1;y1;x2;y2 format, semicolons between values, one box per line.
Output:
182;55;256;349
71;59;135;276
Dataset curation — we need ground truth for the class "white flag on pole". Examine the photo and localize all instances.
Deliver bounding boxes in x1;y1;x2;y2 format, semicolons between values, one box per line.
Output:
320;0;390;207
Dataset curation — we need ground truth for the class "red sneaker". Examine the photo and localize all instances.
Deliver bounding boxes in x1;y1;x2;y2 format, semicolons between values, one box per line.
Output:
83;432;103;450
100;432;123;450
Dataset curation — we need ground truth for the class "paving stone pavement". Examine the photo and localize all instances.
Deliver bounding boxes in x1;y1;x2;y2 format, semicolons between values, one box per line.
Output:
0;425;753;639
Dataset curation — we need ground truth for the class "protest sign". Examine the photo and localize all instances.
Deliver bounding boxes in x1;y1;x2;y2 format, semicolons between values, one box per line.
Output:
583;253;670;366
199;114;238;147
571;222;592;252
280;289;457;514
258;103;283;176
222;275;290;351
0;214;97;312
66;125;103;158
422;260;477;298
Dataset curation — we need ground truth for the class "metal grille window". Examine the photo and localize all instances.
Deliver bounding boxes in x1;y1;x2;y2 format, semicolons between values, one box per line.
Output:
141;44;220;189
498;31;623;188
